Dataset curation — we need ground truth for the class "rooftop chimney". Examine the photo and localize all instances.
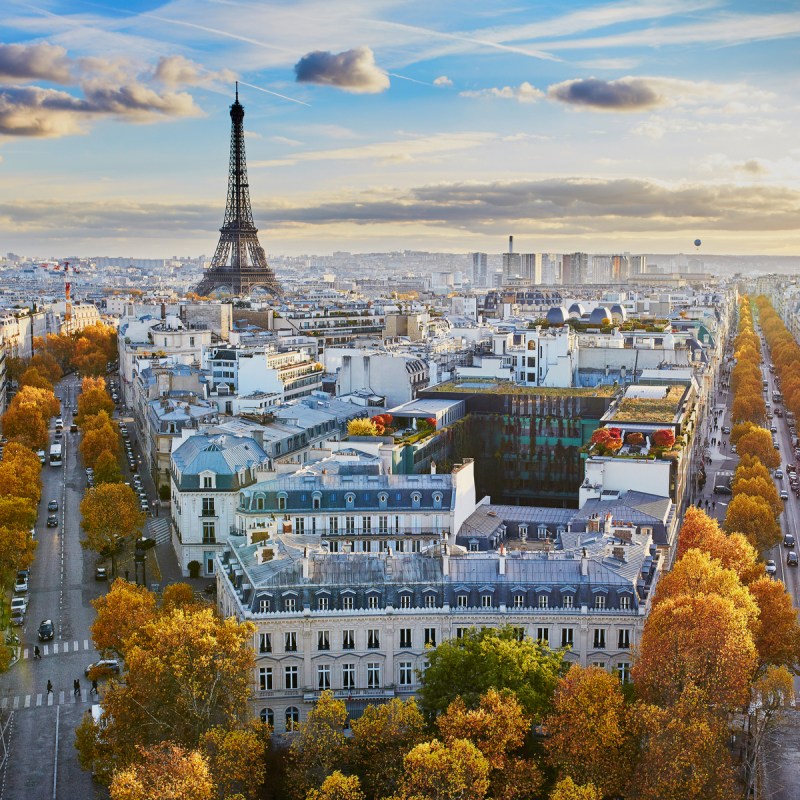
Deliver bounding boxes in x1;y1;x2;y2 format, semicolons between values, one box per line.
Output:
442;543;450;577
302;546;310;580
498;544;506;575
508;235;514;254
580;547;589;577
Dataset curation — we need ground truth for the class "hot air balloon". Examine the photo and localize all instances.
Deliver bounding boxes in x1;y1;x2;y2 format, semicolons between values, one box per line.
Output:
693;238;702;248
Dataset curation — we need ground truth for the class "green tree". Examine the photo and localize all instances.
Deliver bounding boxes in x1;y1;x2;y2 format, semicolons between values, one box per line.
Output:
417;626;564;720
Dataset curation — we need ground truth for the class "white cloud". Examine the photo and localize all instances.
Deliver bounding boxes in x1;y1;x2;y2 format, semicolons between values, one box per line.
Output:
433;75;453;86
152;55;234;87
294;46;389;94
460;81;544;103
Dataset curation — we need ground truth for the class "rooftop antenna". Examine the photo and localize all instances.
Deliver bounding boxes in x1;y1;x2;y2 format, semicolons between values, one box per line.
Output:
235;80;239;103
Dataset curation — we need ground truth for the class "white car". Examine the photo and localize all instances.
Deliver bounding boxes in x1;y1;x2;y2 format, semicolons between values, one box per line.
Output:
14;575;28;593
55;417;63;429
10;596;28;614
765;560;777;576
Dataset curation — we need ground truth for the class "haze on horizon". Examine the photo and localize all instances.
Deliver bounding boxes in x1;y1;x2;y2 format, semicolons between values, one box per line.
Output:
1;0;799;259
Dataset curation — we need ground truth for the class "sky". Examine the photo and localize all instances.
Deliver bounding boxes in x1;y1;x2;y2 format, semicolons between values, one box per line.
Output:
1;0;799;259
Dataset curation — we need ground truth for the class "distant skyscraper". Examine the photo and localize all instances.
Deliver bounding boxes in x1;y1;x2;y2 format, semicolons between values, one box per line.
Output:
471;252;488;285
541;253;562;285
630;255;647;275
195;85;281;297
502;236;541;284
562;252;589;284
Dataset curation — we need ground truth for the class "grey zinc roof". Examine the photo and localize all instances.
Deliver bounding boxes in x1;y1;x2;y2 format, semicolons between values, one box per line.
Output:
572;491;671;526
173;434;268;476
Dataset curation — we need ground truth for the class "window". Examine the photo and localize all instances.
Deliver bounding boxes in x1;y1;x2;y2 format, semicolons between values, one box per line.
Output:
468;542;479;552
284;597;297;612
411;540;421;553
202;521;216;544
285;706;299;731
456;627;467;639
538;594;549;609
457;594;469;608
536;627;549;644
285;632;298;652
618;629;631;649
395;539;405;553
258;667;273;691
317;630;330;651
328;518;339;535
513;594;525;608
255;496;264;511
342;663;355;690
345;493;355;508
367;629;380;649
295;517;305;535
363;516;372;534
260;708;274;727
512;627;525;642
619;595;631;610
424;594;436;609
313;495;321;510
341;595;354;611
278;496;286;511
342;630;355;650
411;492;421;507
591;661;607;670
379;516;388;534
399;662;413;686
259;633;272;653
593;628;606;649
481;595;493;608
563;594;574;609
424;628;436;647
284;666;298;690
399;628;412;648
617;662;631;683
594;595;606;610
202;476;213;489
399;594;412;609
317;664;331;690
258;598;271;614
201;497;215;516
345;516;355;534
318;596;329;611
367;663;381;689
561;628;574;648
367;595;379;609
328;540;338;553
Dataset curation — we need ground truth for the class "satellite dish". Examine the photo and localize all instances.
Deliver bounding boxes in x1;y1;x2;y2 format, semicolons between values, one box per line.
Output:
693;238;702;248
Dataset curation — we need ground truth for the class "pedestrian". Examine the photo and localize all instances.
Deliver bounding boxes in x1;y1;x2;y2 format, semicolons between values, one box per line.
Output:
125;569;130;582
47;680;53;695
91;679;98;696
33;645;40;660
73;678;80;696
713;501;716;512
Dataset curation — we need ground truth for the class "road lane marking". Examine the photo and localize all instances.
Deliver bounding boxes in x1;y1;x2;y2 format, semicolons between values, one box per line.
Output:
36;694;43;707
47;693;53;706
73;641;78;651
12;697;18;709
58;691;64;705
23;696;30;708
53;644;58;655
83;640;89;650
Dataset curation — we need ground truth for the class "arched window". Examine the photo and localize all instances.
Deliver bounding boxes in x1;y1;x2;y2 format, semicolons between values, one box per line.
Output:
255;496;265;511
345;493;355;508
285;706;300;731
260;707;274;727
411;492;421;508
379;492;388;507
432;492;442;508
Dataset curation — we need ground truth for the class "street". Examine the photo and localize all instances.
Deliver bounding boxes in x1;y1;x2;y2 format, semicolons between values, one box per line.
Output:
0;375;104;800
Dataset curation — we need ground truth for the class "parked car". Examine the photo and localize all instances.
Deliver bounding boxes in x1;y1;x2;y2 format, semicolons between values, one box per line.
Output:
11;596;28;614
48;499;59;512
46;515;58;528
713;484;732;495
95;566;108;581
765;560;778;576
37;619;54;641
36;449;46;464
788;551;799;567
721;426;731;434
85;658;121;677
10;609;25;626
14;574;28;593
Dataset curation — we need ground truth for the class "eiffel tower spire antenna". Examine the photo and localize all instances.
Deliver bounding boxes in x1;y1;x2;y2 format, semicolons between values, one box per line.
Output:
195;86;281;297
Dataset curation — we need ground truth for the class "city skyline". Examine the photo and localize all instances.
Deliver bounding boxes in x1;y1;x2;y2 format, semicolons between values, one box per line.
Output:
1;0;799;258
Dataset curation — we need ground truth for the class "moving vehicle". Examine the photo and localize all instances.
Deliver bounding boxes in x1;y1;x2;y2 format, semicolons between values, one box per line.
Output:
36;449;46;464
47;500;59;512
713;485;732;495
47;515;58;528
95;566;108;581
788;552;799;567
49;443;62;467
85;659;121;677
775;469;784;479
765;560;777;576
784;533;795;548
55;417;63;430
780;490;789;501
38;619;54;641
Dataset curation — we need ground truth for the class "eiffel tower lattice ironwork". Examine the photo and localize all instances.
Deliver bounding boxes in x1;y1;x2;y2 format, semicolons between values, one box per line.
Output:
195;84;281;297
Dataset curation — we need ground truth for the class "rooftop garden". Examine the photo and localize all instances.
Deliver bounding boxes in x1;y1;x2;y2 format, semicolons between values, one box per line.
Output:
429;381;618;397
610;385;685;423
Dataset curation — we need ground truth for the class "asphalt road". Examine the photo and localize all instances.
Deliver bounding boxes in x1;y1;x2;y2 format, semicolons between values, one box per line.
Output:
0;375;106;800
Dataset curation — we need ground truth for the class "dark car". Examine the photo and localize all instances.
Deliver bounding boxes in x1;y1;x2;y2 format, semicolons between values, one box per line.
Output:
95;566;108;581
46;515;58;527
10;609;24;626
784;533;796;548
713;484;732;495
721;425;731;434
788;551;798;567
85;658;121;677
47;500;59;512
37;619;54;641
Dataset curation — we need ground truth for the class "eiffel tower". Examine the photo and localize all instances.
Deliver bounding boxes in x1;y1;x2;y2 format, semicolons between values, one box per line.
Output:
195;84;281;297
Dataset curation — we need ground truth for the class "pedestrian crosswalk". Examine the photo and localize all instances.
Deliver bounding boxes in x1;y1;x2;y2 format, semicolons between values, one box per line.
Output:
0;689;96;710
21;640;92;659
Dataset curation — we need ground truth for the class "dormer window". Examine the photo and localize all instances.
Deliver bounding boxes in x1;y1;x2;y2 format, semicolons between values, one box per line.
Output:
278;494;287;511
255;496;265;511
312;492;321;510
432;492;442;508
345;493;355;508
595;595;606;610
202;474;214;489
379;492;388;508
411;492;421;508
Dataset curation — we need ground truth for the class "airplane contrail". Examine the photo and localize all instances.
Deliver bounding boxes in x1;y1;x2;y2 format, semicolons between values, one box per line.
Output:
388;72;435;87
238;80;311;107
